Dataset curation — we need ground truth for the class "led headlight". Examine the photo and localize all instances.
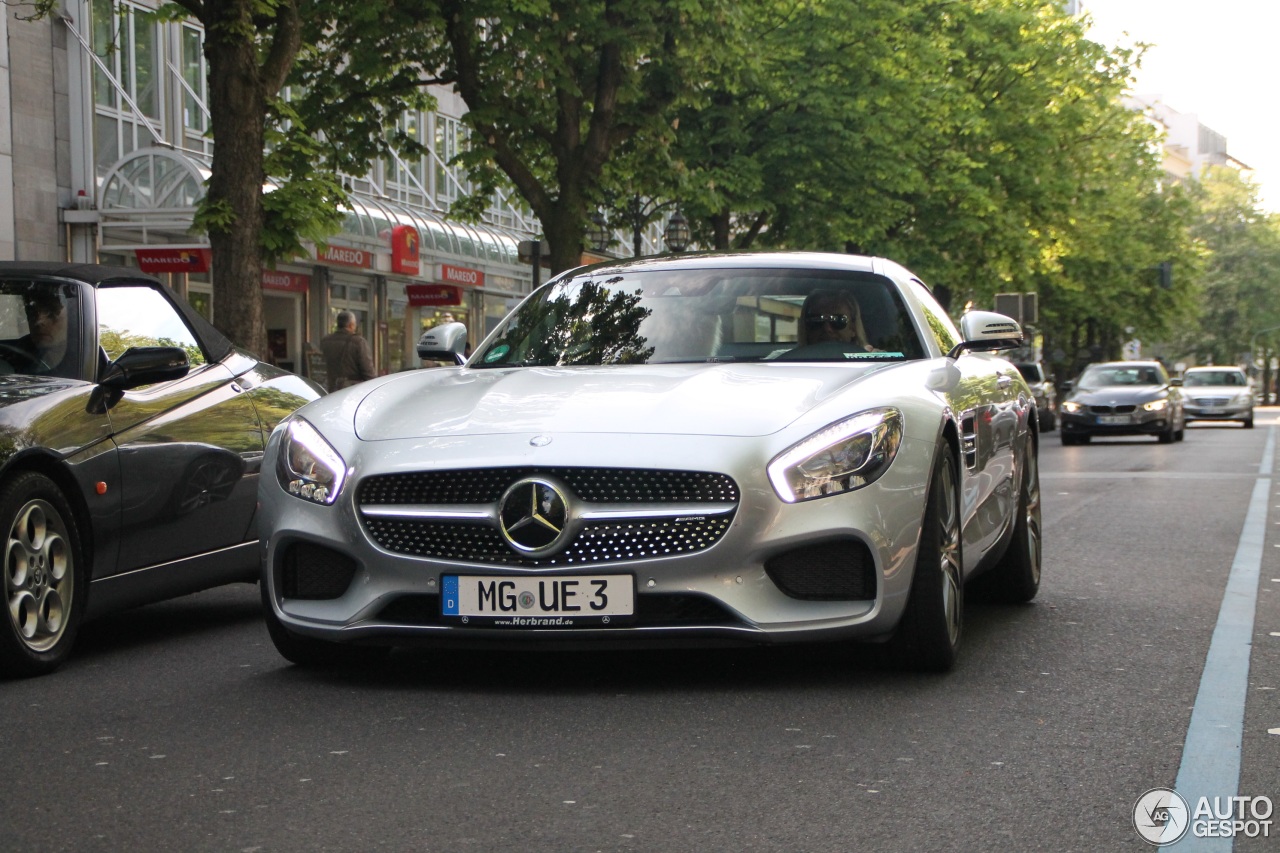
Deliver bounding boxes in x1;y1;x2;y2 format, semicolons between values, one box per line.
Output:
1061;400;1085;413
276;417;347;505
768;408;903;503
1142;398;1168;412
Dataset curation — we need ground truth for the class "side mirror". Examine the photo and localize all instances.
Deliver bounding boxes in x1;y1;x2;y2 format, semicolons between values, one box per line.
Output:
1170;377;1183;386
947;311;1023;359
1062;379;1075;392
417;321;467;365
100;346;191;390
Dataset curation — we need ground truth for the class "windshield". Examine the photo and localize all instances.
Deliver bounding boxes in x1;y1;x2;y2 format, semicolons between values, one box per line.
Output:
471;268;926;367
1079;364;1165;388
1184;370;1247;387
1015;363;1044;383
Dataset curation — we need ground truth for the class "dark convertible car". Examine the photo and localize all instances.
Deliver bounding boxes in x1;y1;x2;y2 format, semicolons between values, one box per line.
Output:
0;262;322;677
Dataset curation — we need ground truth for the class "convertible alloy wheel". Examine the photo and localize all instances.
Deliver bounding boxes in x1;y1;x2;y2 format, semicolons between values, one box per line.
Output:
889;443;963;672
0;472;84;678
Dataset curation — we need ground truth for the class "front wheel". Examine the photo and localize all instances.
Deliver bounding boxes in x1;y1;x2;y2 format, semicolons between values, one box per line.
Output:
888;443;963;672
0;472;85;678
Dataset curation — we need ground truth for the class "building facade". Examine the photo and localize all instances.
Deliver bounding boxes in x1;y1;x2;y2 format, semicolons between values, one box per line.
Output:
1;1;550;377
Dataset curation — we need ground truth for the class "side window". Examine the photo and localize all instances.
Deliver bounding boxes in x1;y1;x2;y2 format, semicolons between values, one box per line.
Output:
906;279;960;354
97;285;208;368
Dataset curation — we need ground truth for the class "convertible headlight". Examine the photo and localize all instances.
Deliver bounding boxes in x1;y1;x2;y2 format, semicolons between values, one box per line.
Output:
768;408;903;503
276;417;347;505
1061;400;1085;413
1142;398;1169;412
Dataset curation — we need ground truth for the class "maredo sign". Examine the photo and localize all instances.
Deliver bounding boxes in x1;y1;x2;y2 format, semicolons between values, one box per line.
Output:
390;225;420;275
435;263;484;288
316;243;372;269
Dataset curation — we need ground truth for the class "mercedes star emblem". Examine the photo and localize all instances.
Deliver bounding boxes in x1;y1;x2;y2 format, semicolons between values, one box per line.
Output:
498;477;572;555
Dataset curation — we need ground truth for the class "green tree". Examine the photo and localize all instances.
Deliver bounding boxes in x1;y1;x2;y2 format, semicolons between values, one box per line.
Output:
390;0;744;274
1179;167;1280;371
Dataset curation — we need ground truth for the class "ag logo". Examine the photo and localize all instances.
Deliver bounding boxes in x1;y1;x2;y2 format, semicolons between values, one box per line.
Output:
498;476;572;556
1133;787;1190;845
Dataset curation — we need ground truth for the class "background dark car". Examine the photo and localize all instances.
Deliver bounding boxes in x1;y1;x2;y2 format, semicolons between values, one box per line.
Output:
1013;361;1056;431
1059;360;1184;445
0;263;323;677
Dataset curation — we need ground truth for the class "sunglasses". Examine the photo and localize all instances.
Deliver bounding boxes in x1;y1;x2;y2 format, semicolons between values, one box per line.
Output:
804;313;849;331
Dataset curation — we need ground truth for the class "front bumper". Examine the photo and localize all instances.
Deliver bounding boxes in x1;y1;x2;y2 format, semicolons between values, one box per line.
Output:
1059;409;1171;436
259;431;939;649
1184;401;1252;421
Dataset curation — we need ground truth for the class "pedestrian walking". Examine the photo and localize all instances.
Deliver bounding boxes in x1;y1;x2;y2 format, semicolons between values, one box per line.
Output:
320;310;375;392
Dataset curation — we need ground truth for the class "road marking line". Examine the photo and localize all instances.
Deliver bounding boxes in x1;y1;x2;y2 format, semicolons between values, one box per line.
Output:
1172;425;1273;851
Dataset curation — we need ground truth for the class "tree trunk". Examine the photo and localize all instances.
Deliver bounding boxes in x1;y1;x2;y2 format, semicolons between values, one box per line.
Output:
203;9;268;358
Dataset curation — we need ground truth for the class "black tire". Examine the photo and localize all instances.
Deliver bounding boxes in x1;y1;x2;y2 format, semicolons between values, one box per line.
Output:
1244;415;1254;429
0;472;86;678
889;443;963;672
261;579;389;668
977;434;1041;603
1158;421;1175;443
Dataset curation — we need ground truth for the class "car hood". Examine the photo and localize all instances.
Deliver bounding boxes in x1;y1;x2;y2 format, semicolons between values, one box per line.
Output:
353;363;889;440
1182;385;1249;396
1069;385;1167;404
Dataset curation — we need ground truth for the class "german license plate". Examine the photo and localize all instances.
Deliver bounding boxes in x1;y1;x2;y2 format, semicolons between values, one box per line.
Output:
1098;414;1130;425
441;574;635;626
1201;407;1224;414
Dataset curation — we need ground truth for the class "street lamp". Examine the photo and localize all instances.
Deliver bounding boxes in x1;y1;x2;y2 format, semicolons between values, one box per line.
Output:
664;211;691;253
1250;324;1280;404
587;213;610;253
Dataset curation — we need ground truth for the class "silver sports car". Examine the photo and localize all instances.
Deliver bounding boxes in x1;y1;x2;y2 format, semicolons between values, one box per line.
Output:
259;252;1042;671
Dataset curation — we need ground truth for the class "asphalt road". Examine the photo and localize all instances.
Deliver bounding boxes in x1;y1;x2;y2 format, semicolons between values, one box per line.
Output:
3;415;1279;852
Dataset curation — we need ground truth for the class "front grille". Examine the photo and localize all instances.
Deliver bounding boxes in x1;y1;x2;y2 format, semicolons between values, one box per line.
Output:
359;467;740;567
1190;396;1229;406
764;538;876;600
364;515;734;567
281;541;358;600
1088;405;1137;414
360;467;739;505
373;592;739;628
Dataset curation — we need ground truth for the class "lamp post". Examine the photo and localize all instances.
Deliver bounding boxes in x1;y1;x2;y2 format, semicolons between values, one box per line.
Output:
664;211;691;253
613;194;684;257
1250;324;1280;404
587;213;610;253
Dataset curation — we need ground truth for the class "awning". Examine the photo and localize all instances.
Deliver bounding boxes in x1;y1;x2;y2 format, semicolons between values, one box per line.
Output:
95;147;530;270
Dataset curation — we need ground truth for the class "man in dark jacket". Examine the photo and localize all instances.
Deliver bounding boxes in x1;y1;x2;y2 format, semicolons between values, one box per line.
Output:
320;310;375;392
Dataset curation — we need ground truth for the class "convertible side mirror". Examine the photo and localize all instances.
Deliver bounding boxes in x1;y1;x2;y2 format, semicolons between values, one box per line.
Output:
100;346;191;390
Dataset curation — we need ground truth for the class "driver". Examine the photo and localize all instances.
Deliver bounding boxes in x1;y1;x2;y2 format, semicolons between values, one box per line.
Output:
16;290;75;378
799;289;876;351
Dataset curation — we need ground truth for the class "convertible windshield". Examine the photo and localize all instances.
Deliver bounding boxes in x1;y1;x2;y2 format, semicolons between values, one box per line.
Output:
472;268;926;367
1079;365;1165;388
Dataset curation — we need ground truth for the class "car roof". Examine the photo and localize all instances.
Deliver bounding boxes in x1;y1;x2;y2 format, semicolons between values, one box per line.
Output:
1184;366;1244;373
561;250;890;278
0;261;162;286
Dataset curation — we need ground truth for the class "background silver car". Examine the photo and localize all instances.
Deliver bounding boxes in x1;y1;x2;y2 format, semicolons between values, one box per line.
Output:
258;252;1042;672
1014;360;1057;431
1178;365;1254;428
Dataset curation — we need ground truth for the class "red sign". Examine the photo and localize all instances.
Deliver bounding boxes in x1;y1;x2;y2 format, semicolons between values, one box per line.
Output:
261;269;311;293
390;225;420;276
436;263;484;288
317;244;372;269
406;284;462;307
135;248;211;273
